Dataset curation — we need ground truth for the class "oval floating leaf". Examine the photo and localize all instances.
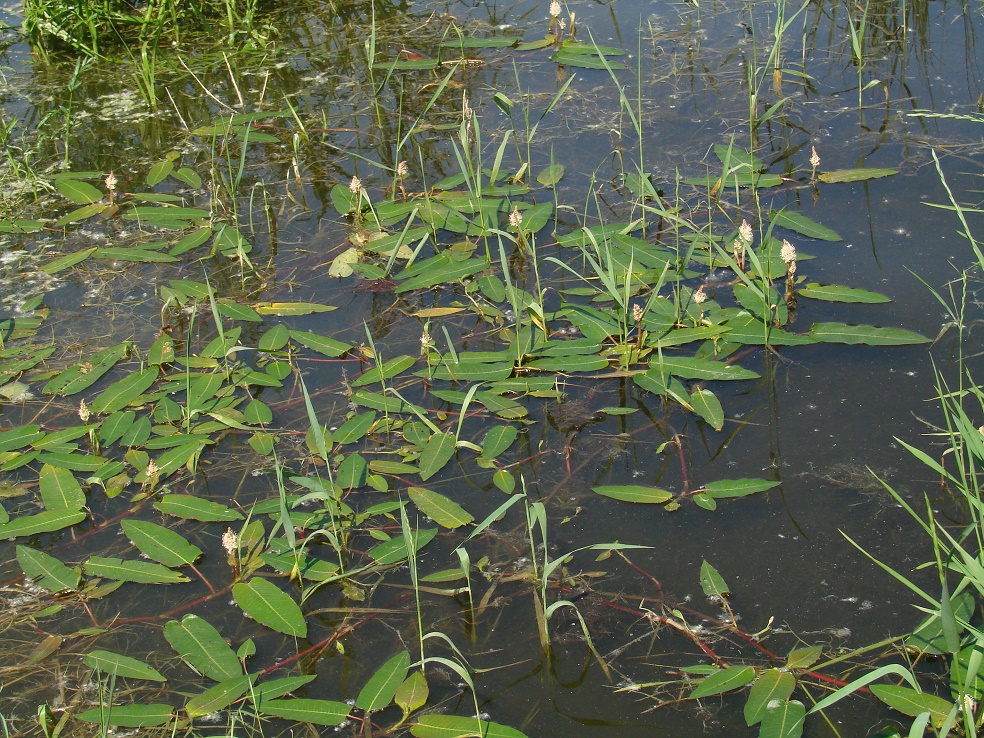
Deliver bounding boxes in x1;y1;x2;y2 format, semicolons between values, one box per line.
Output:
785;645;823;669
122;520;202;568
39;464;85;511
164;614;242;681
146;160;174;187
90;367;159;414
232;578;307;637
84;556;188;584
592;485;673;504
154;494;243;522
254;302;336;316
809;323;929;345
536;164;565;187
818;168;897;183
57;179;103;205
77;704;173;727
703;478;780;498
0;509;86;538
419;432;457;481
768;210;842;241
352;355;417;387
369;528;439;564
411;715;528;738
260;698;350;725
185;674;255;718
690;665;755;699
408;487;474;529
760;699;806;738
798;284;890;303
84;650;166;681
481;425;518;459
289;330;351;357
17;545;80;593
249;675;317;709
654;357;759;381
395;671;429;716
699;560;730;599
745;669;796;726
356;650;411;712
869;685;953;723
690;388;724;430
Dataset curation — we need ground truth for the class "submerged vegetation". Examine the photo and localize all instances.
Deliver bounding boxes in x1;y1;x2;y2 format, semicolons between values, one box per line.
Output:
0;0;983;735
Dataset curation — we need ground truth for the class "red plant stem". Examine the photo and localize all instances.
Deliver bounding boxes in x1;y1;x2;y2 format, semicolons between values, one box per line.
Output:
110;585;232;626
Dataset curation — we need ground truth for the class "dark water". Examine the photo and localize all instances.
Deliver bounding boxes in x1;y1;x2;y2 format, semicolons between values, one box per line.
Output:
1;0;984;735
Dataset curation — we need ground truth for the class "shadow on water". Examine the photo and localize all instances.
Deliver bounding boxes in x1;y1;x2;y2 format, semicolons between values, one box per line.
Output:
0;0;983;735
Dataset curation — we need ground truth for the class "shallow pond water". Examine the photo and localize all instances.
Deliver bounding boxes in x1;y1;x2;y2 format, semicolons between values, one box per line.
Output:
1;0;984;735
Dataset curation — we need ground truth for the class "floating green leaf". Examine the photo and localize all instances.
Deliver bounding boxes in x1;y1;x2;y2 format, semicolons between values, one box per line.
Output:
333;412;377;444
55;202;107;226
809;323;929;345
481;425;518;459
369;528;439;564
147;160;174;186
785;645;823;669
411;715;528;738
760;699;806;738
868;685;952;724
536;164;565;187
352;355;416;387
172;166;203;188
818;168;897;183
57;178;103;204
409;487;474;529
43;342;130;396
17;545;80;593
0;509;86;538
260;698;350;725
122;520;202;568
42;247;98;274
592;485;673;504
254;302;337;316
356;650;411;712
249;675;318;709
699;560;730;599
90;367;159;414
745;669;796;726
395;671;429;716
164;615;242;681
654;357;759;381
690;665;755;698
185;674;255;718
84;650;166;681
799;284;890;303
768;210;842;241
690;388;724;430
703;479;780;498
0;425;45;453
396;256;489;293
289;330;351;357
232;578;307;637
154;494;243;521
419;432;457;481
84;556;188;584
443;36;519;50
77;704;173;727
39;464;85;511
